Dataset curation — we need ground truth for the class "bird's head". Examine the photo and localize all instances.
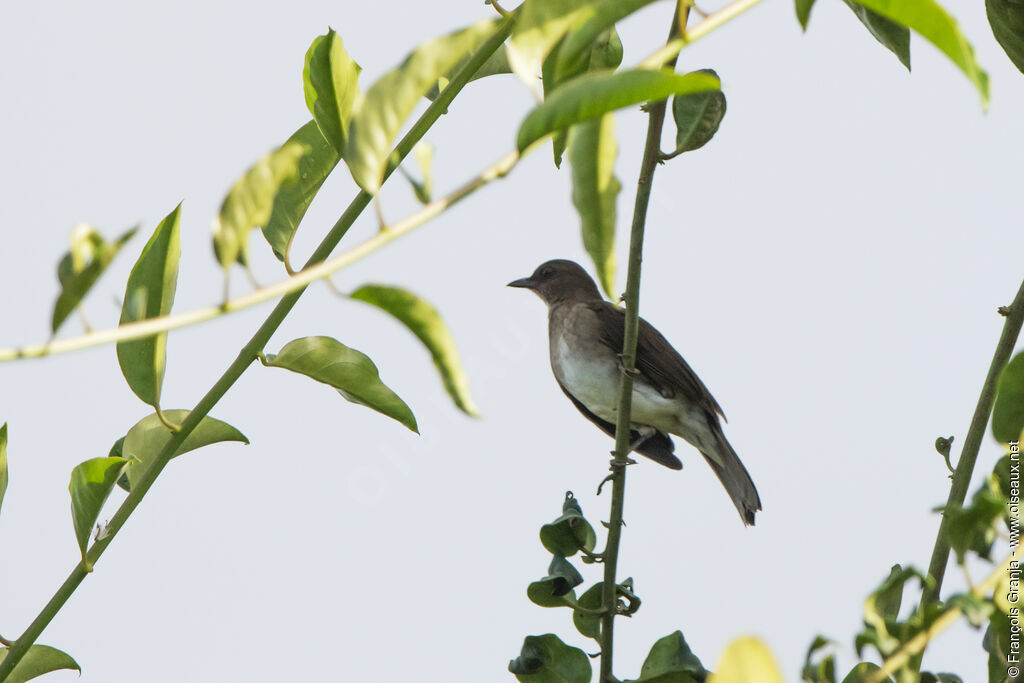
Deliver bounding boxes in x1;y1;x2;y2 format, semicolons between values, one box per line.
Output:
507;259;602;305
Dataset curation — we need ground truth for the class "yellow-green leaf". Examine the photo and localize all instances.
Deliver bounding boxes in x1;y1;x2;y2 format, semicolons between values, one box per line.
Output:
303;28;361;152
52;225;138;333
261;121;341;261
344;19;498;193
518;69;720;152
568;114;619;298
707;637;784;683
213;141;306;269
117;205;181;407
554;0;660;81
264;336;418;432
351;284;477;416
0;645;80;683
796;0;817;30
851;0;988;106
121;410;249;492
507;0;595;89
69;456;127;567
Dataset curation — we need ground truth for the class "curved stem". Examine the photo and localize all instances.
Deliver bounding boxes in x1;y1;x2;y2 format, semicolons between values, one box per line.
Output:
0;150;518;364
910;276;1024;670
639;0;765;69
0;17;515;680
599;7;687;683
868;552;1015;683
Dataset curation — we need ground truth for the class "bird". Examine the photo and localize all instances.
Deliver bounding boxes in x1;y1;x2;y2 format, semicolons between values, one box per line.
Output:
508;259;761;526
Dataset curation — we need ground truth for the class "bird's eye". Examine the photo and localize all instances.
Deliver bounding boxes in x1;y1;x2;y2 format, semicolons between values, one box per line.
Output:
539;267;553;278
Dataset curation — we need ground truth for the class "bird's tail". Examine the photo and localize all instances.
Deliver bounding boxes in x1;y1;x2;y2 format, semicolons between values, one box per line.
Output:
700;433;761;526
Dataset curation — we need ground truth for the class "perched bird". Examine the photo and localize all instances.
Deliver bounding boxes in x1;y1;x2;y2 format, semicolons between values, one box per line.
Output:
508;259;761;526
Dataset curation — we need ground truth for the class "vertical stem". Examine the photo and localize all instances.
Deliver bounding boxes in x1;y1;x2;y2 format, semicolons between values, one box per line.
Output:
911;276;1024;670
0;18;514;681
598;7;688;683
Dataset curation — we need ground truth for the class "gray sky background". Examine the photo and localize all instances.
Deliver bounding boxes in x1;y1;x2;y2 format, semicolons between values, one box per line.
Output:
1;1;1022;681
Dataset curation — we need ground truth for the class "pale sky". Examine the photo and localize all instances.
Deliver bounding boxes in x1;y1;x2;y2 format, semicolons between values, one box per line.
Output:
1;1;1022;681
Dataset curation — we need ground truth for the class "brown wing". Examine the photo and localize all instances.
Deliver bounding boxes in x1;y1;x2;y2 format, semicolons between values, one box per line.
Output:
589;301;725;421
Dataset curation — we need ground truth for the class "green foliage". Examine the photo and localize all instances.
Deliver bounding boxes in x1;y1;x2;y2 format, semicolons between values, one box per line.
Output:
302;28;361;153
707;636;783;683
987;0;1024;73
507;0;599;90
120;410;248;491
845;1;911;70
344;19;499;193
568;113;620;298
261;120;341;262
425;45;513;100
993;352;1024;443
68;457;127;568
539;492;597;557
528;555;585;607
571;583;603;639
213;142;305;269
518;69;721;152
350;284;478;416
796;0;817;31
983;610;1013;683
52;224;137;333
508;634;592;683
670;69;727;156
849;0;988;105
943;474;1007;562
402;142;434;204
263;336;418;432
553;0;659;82
0;645;80;683
117;205;181;408
841;663;892;683
801;636;837;683
0;423;7;520
627;631;709;683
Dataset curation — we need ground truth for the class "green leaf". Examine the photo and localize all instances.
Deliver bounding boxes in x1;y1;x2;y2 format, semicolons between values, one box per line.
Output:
0;423;7;520
919;674;962;683
707;637;783;683
993;352;1024;443
943;476;1006;562
946;592;995;627
796;0;818;30
845;1;911;70
401;142;434;204
426;45;513;100
568;114;619;299
508;634;592;683
540;492;597;557
849;0;988;106
350;285;477;416
507;0;596;89
120;410;249;492
213;142;306;269
841;663;892;683
52;224;137;333
261;120;342;262
344;19;499;193
518;69;721;152
984;611;1012;683
987;0;1024;73
671;68;727;155
263;336;418;432
554;0;659;81
528;555;584;607
629;631;708;683
69;457;127;568
303;28;361;152
0;645;80;683
117;205;181;407
572;583;603;639
801;635;837;683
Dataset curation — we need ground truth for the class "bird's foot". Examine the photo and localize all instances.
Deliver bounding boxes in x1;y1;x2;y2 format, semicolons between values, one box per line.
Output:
616;353;640;378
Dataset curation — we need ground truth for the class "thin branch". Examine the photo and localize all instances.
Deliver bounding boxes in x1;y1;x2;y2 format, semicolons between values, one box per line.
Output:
599;6;688;683
639;0;765;70
0;151;518;364
867;552;1015;683
0;16;516;679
